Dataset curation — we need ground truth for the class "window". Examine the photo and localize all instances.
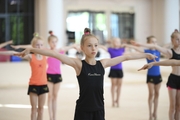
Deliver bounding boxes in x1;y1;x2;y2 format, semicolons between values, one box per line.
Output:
66;11;106;44
111;13;134;40
0;0;34;49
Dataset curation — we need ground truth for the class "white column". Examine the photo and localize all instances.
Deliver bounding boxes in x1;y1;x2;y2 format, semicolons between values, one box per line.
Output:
34;0;48;41
152;0;179;45
47;0;64;48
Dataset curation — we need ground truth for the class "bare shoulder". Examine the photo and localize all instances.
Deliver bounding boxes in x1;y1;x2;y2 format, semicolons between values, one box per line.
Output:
100;58;109;68
71;58;82;75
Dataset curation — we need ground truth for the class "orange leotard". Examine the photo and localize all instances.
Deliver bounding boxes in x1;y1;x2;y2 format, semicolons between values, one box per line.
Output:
29;54;47;85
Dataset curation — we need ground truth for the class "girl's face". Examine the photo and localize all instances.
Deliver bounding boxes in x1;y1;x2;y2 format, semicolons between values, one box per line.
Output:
149;38;157;44
33;40;44;49
112;38;121;48
171;34;180;47
81;37;99;58
49;38;58;49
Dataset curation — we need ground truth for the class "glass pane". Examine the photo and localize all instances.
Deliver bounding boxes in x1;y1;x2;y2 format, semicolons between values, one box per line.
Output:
19;0;34;13
111;14;119;37
21;16;34;44
111;13;134;40
8;0;19;13
0;0;5;13
0;18;5;43
10;16;18;43
93;13;106;43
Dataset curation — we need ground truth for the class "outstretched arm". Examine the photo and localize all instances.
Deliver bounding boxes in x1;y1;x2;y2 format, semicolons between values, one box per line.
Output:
15;48;80;67
0;40;13;48
125;44;144;53
0;51;19;55
138;59;180;71
101;53;157;68
134;42;171;58
59;43;78;52
10;44;32;49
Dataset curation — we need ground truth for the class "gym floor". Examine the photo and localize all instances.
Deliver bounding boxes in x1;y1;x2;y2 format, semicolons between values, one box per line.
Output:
0;59;170;120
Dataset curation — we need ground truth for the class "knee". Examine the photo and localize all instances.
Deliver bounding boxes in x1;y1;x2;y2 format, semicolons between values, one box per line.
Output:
154;92;159;98
38;106;44;114
176;105;180;112
149;93;154;99
31;106;37;113
170;104;176;112
53;93;58;99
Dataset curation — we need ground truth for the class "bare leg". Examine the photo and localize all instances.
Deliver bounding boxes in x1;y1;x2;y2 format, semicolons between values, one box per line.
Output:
147;83;154;120
153;83;161;120
29;93;38;120
48;82;54;120
175;90;180;120
52;83;60;120
111;78;116;107
115;78;122;107
37;93;46;120
168;88;176;120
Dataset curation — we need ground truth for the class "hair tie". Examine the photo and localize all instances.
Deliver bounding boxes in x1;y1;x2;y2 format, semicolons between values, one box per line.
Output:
34;33;39;37
84;32;90;35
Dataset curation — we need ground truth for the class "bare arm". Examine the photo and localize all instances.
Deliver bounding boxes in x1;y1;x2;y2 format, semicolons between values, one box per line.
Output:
138;59;180;71
125;44;144;53
0;51;19;55
11;44;32;49
0;50;31;61
15;48;81;69
101;53;157;68
137;43;172;57
0;40;13;48
59;43;77;52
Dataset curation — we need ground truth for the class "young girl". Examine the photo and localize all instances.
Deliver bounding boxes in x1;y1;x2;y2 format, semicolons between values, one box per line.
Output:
15;28;157;120
11;31;76;120
99;37;125;107
17;33;49;120
126;36;162;120
137;29;180;120
0;40;13;48
46;31;76;120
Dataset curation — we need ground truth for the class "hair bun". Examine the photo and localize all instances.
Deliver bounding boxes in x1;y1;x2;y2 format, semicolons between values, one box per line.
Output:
84;28;91;34
49;31;53;35
174;29;178;32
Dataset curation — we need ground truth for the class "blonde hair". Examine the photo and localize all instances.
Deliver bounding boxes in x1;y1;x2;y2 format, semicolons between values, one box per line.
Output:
171;29;180;39
48;31;58;43
80;28;98;45
31;32;43;47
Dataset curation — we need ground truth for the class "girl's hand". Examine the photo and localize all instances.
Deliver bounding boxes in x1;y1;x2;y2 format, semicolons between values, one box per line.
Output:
146;53;157;61
14;48;30;57
138;63;153;71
